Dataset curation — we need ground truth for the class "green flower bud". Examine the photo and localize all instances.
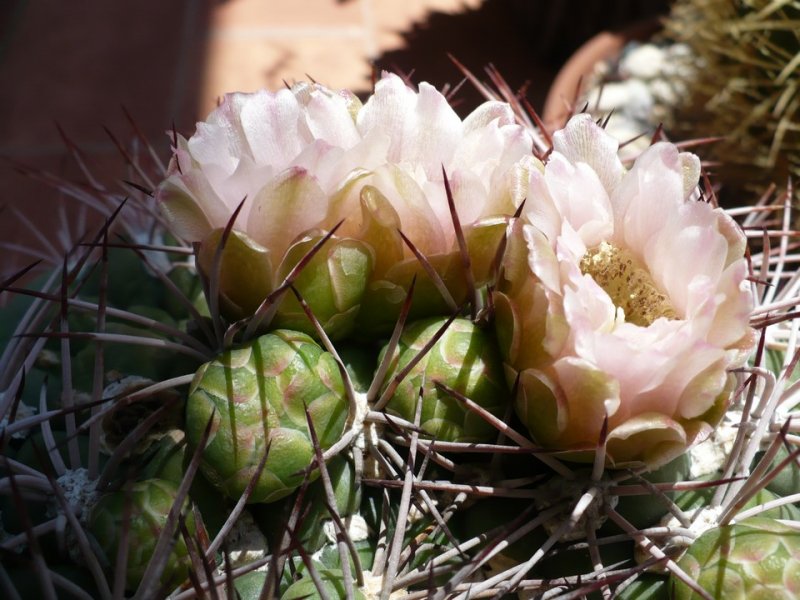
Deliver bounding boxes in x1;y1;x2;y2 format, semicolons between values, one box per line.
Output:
197;229;372;340
197;228;274;320
272;236;373;340
673;517;800;598
185;330;348;503
353;196;509;337
379;317;509;443
88;479;194;592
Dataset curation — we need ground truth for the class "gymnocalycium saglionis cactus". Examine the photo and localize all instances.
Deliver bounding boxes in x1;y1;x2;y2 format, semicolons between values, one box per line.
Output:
663;0;800;193
1;66;798;600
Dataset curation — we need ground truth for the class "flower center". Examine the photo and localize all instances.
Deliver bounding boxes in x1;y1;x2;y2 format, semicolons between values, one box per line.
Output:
580;242;676;327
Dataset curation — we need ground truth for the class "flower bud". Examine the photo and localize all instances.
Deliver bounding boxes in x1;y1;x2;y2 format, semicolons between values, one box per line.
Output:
673;518;800;598
185;330;348;503
272;235;373;339
196;228;274;319
380;317;509;443
156;74;532;336
88;479;194;592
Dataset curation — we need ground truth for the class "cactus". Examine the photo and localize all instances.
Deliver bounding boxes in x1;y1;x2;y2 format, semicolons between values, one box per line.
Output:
673;517;800;598
662;0;800;191
379;316;509;443
0;71;798;600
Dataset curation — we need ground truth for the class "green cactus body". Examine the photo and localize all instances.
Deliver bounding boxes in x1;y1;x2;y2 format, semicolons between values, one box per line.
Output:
82;247;164;311
616;573;669;600
336;342;379;394
675;487;800;523
755;446;800;499
139;430;188;485
5;564;99;599
185;330;348;503
233;571;268;600
253;454;362;552
318;539;376;578
608;454;692;532
673;517;800;599
664;0;800;192
139;430;229;537
299;454;362;547
380;317;509;443
450;497;548;564
88;478;194;592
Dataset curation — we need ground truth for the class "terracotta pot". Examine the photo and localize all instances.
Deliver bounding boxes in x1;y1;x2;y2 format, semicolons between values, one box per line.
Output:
541;19;662;135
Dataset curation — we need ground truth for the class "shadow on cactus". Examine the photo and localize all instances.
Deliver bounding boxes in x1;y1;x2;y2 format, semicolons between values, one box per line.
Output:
0;65;799;600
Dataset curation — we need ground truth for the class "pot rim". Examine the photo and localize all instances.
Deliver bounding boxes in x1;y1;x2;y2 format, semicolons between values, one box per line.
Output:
541;19;662;135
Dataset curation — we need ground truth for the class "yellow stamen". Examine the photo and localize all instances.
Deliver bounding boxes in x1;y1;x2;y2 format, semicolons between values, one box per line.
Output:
580;242;676;327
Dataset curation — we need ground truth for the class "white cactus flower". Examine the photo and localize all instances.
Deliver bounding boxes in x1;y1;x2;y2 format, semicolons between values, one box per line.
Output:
495;114;755;468
156;73;533;333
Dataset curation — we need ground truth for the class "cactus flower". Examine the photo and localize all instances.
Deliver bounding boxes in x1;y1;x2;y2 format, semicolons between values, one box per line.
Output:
494;114;754;468
157;74;532;335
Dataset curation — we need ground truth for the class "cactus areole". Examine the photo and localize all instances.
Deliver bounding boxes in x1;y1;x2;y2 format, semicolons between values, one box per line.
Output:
185;330;348;503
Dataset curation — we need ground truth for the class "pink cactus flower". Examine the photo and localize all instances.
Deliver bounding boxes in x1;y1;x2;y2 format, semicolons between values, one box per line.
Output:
156;74;533;334
495;114;755;468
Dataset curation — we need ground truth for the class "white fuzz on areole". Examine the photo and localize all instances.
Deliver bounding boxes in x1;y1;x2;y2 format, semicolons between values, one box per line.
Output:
657;505;725;555
222;511;269;568
47;468;98;524
688;408;742;478
0;401;36;440
323;513;370;545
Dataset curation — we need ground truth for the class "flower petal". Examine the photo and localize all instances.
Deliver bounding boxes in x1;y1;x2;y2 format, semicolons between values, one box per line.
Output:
246;167;326;254
552;113;625;192
607;413;688;467
503;115;754;467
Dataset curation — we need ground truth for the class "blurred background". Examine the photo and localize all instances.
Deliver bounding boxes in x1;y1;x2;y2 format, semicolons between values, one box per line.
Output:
0;0;670;278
